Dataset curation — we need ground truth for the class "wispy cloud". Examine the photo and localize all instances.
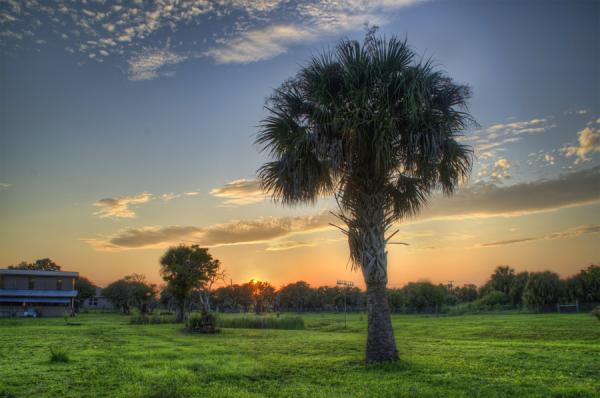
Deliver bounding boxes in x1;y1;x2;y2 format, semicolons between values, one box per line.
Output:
205;0;420;64
160;191;200;202
0;182;12;191
479;224;600;247
83;211;335;251
127;46;187;81
0;0;423;78
209;178;264;206
93;193;153;219
93;189;199;218
469;117;555;160
561;126;600;164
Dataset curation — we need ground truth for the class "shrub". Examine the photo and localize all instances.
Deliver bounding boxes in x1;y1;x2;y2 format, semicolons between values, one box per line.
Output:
592;306;600;321
184;312;219;333
49;347;69;363
477;290;511;308
217;315;304;330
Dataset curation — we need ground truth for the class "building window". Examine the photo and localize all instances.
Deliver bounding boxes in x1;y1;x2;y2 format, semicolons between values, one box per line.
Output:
88;297;98;306
57;279;63;290
28;278;35;290
0;274;3;289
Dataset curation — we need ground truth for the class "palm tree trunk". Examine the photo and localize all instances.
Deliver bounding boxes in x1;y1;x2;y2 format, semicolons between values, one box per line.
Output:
366;281;397;362
356;205;398;363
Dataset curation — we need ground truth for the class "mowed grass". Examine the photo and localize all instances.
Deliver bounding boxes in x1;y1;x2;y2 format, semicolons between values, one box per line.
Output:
0;313;598;398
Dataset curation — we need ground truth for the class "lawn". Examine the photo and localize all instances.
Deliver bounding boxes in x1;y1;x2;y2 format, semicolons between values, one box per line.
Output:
0;313;598;397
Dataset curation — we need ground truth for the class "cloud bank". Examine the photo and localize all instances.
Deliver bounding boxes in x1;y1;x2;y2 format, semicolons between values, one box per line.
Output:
85;167;600;251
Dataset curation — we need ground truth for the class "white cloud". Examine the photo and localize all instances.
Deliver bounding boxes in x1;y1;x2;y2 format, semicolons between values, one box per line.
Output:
127;47;187;81
93;192;152;219
0;183;12;191
209;178;265;206
490;158;510;180
205;25;316;64
562;126;600;164
205;0;420;64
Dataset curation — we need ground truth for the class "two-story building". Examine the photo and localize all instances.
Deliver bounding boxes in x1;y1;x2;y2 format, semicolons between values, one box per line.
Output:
0;268;78;317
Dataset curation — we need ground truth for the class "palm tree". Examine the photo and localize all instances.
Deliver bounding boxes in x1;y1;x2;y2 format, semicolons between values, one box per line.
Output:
256;30;474;363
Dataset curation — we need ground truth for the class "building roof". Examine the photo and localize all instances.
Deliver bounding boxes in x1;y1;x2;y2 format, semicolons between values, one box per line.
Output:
0;269;78;277
0;297;71;304
0;289;77;298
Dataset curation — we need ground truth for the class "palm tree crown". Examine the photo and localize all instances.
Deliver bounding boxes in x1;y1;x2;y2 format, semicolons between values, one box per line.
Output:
257;32;474;279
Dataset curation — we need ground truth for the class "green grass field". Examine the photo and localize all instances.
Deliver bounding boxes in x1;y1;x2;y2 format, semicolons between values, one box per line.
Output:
1;313;599;397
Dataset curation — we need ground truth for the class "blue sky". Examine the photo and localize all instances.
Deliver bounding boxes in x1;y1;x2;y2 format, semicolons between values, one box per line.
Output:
0;0;598;287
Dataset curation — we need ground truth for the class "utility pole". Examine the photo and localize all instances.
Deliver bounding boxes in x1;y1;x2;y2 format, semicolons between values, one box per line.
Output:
336;280;354;329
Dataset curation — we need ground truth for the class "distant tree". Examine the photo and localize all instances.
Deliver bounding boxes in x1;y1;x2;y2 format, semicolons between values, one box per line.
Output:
508;272;529;306
523;271;561;311
575;265;600;303
256;30;474;362
250;281;276;314
197;262;226;313
124;274;157;314
456;284;478;302
160;245;220;322
387;288;406;312
159;285;175;312
103;279;133;314
102;275;156;314
75;276;97;310
9;258;61;271
482;266;515;295
403;282;446;312
278;281;313;312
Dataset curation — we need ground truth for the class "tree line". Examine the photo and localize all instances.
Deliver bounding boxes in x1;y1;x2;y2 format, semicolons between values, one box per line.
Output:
102;264;600;315
7;256;599;315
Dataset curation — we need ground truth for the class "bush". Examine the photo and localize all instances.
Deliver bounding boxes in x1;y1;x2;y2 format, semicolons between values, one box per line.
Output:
477;290;511;308
217;315;304;330
592;306;600;321
185;312;219;334
49;346;69;363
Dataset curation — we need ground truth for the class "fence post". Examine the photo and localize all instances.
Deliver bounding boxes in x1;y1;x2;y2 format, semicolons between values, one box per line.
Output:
556;303;560;313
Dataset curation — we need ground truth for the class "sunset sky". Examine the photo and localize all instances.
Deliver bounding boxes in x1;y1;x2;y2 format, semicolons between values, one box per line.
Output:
0;0;598;289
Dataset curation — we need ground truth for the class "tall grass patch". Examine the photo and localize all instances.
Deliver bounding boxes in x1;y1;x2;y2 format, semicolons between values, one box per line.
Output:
218;314;304;330
129;310;177;325
48;346;69;363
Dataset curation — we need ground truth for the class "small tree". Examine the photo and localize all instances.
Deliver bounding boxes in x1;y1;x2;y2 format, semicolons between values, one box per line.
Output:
160;245;221;322
124;274;157;314
75;276;97;310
